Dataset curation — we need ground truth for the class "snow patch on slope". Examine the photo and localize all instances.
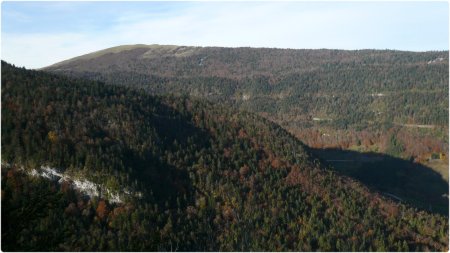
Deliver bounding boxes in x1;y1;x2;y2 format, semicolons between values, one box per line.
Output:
16;165;141;203
427;57;445;64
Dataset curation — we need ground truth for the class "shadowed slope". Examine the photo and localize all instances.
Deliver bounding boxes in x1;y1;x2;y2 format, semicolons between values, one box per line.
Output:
310;148;449;215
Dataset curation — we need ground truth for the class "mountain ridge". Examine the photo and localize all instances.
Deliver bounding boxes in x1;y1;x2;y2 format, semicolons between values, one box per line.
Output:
43;44;449;69
41;44;449;216
43;44;449;174
2;61;448;251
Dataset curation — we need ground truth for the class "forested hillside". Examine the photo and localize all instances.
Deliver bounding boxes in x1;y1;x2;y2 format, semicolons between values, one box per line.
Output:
44;45;449;173
2;62;448;251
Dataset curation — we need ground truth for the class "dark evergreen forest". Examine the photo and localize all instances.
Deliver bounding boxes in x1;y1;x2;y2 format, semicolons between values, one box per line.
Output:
2;62;448;251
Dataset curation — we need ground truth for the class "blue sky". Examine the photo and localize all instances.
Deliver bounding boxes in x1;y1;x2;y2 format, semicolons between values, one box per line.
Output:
2;1;449;69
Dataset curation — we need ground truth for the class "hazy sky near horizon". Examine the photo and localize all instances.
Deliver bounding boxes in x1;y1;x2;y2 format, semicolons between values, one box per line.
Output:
2;1;449;69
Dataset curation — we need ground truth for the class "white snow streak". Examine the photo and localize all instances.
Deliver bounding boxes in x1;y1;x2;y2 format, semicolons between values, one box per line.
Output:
19;165;141;203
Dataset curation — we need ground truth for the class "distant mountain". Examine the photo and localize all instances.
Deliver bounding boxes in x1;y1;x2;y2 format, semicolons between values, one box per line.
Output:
2;62;448;251
43;44;448;156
